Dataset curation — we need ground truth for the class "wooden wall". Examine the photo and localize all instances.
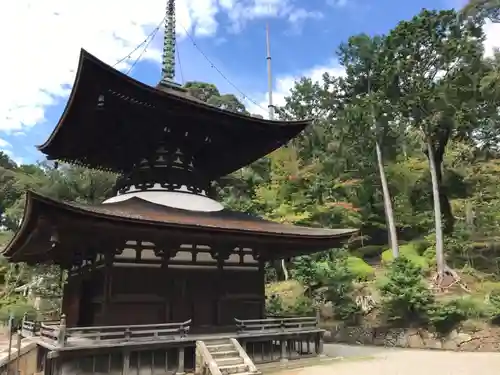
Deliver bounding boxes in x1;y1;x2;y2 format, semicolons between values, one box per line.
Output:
63;265;265;328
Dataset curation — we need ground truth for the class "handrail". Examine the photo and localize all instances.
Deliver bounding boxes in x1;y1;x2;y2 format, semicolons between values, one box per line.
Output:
230;338;259;374
195;340;222;375
22;318;192;347
234;316;318;333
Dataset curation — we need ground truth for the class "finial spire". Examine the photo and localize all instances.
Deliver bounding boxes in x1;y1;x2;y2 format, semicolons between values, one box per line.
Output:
161;0;176;83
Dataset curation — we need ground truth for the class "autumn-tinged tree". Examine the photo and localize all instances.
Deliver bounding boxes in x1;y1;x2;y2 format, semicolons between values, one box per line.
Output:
338;34;401;258
385;9;485;283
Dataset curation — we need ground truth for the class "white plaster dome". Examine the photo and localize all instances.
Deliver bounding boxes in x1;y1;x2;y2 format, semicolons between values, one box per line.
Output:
102;184;224;212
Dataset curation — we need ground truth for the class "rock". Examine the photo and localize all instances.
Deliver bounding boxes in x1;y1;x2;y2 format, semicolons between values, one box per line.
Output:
323;330;333;342
442;339;458;351
423;338;442;349
453;333;473;346
320;302;334;320
385;329;407;347
407;331;424;349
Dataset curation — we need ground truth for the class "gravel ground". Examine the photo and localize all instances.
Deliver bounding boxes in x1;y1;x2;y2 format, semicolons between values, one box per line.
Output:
288;345;500;375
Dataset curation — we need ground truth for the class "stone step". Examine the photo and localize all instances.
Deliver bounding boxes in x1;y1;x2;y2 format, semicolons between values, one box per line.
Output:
211;350;240;358
204;339;232;346
215;357;244;366
219;364;248;375
207;343;234;352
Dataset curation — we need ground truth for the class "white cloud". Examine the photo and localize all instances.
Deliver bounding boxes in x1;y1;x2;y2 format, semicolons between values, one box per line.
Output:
248;19;500;119
0;139;11;149
484;20;500;57
0;0;319;134
220;0;323;33
247;61;345;118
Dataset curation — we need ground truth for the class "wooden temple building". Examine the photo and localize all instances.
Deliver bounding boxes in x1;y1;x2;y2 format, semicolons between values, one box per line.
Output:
2;2;356;374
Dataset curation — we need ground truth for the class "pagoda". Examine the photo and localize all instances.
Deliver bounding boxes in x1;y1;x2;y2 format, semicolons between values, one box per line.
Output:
4;1;356;374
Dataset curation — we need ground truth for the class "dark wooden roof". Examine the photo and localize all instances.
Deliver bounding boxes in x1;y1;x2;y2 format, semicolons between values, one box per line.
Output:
38;49;310;178
3;191;357;263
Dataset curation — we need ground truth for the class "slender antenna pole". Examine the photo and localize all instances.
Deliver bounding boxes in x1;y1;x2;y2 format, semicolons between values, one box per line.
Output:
266;23;274;120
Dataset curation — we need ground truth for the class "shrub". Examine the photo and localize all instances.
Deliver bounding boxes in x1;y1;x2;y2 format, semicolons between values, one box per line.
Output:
351;245;384;259
379;257;434;325
381;244;430;272
488;289;500;324
422;247;436;265
346;256;375;281
288;295;315;316
266;294;285;316
428;298;480;334
0;300;37;328
324;257;361;324
410;239;431;254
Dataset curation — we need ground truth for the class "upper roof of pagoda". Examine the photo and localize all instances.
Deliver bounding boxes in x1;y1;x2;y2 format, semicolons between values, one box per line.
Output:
39;49;310;179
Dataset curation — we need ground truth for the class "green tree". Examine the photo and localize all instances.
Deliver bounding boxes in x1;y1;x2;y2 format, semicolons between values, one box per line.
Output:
386;9;485;282
379;256;434;325
338;34;401;258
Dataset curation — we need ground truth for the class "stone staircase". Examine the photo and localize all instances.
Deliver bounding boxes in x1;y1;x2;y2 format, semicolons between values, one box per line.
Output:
196;338;260;375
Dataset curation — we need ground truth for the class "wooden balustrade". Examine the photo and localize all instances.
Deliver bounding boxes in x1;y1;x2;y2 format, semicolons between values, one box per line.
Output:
234;316;318;333
21;315;192;348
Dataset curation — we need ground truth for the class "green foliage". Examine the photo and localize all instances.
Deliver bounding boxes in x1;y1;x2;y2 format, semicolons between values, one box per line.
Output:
379;257;434;325
0;297;37;327
288;296;315;316
428;297;486;334
351;245;385;259
381;243;430;271
324;257;362;323
265;294;286;316
345;256;375;281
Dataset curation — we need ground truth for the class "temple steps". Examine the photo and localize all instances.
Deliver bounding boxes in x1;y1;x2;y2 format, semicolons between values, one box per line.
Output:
199;338;260;375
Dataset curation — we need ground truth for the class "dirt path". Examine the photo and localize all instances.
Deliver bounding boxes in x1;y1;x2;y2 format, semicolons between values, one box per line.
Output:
289;349;500;375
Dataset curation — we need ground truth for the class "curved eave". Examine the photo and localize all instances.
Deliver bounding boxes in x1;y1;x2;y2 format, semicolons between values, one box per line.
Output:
2;191;40;259
4;191;357;261
38;49;312;153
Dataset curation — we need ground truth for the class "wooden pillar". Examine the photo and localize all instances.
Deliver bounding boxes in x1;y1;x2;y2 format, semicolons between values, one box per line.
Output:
279;338;288;363
101;250;114;324
161;250;170;322
216;254;224;325
177;347;185;375
258;256;266;319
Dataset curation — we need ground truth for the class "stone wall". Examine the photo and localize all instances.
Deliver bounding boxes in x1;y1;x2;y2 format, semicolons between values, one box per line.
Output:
323;324;500;351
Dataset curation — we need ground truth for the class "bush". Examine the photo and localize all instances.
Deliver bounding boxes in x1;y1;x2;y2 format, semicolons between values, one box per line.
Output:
351;245;384;259
346;256;375;281
379;257;434;325
288;295;315;316
488;289;500;324
266;294;285;316
324;257;361;324
410;239;431;254
381;244;430;272
0;299;37;328
428;298;481;334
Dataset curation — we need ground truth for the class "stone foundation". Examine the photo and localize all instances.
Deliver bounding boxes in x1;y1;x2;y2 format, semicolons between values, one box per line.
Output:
323;324;500;352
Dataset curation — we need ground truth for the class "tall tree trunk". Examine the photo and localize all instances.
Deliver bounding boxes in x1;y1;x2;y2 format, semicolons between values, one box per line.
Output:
375;140;399;258
281;259;289;280
427;139;446;279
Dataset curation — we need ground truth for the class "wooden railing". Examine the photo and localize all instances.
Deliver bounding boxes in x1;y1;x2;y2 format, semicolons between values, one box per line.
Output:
234;316;318;333
195;341;222;375
22;314;192;347
230;338;259;374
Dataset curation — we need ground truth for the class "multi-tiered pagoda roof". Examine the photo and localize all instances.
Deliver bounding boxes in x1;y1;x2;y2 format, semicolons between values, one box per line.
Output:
3;49;356;266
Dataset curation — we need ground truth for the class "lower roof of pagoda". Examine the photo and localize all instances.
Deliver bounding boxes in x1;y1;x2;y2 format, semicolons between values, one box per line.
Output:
37;49;310;178
3;191;357;264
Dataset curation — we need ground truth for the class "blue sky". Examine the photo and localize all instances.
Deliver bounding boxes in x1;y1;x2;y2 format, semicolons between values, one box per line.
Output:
1;0;497;165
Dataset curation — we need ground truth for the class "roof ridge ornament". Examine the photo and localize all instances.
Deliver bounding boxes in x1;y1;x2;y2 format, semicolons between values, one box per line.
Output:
161;0;176;84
